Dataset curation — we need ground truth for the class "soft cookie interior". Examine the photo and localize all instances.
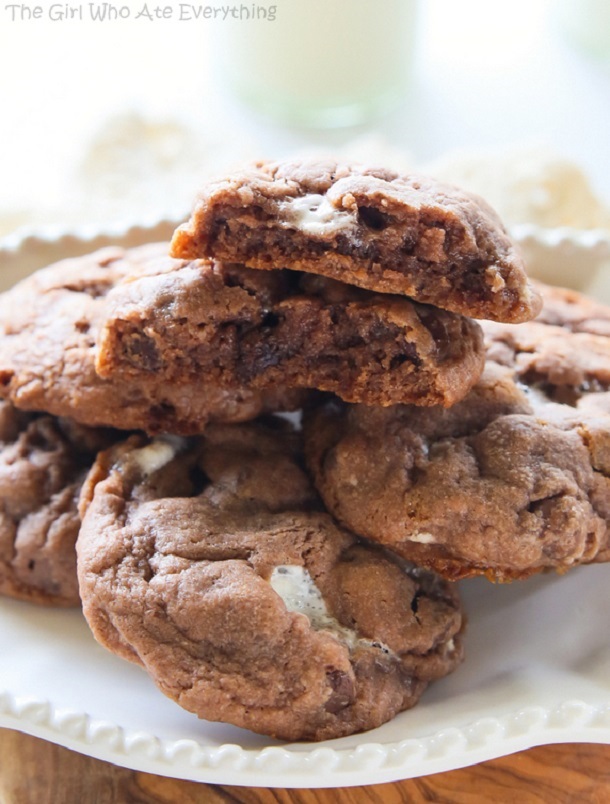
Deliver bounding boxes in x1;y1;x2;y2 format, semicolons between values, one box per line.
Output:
171;158;541;323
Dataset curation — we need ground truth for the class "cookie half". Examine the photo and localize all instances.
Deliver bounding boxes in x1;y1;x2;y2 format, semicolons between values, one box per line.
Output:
0;244;304;434
171;158;541;323
0;400;116;606
304;284;610;582
77;419;464;741
96;258;484;408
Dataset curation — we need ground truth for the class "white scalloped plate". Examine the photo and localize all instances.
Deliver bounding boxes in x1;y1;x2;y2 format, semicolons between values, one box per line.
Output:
0;224;610;788
2;220;610;293
1;569;609;787
511;223;610;292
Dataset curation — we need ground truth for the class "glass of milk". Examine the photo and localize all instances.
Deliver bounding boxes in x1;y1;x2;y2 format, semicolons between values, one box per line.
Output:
555;0;610;60
216;0;418;127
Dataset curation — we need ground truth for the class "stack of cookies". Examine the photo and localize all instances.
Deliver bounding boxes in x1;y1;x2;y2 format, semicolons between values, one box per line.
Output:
1;158;609;742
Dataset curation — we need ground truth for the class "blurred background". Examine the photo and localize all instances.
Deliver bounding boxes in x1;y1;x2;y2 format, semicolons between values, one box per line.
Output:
1;0;609;269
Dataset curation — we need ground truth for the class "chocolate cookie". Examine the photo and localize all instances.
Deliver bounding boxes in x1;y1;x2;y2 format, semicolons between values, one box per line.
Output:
533;281;610;336
0;400;116;606
171;158;541;323
96;258;485;408
77;419;464;741
0;244;304;435
304;285;610;582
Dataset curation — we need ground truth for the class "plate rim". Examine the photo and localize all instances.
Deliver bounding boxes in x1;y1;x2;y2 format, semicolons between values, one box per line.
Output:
1;690;609;788
1;219;610;260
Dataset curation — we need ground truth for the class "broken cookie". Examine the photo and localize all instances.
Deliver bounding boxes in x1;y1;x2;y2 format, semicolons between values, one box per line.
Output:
97;256;485;408
0;244;304;434
171;158;541;323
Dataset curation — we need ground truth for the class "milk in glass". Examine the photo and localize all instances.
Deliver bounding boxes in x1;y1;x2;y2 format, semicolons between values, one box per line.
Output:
216;0;418;127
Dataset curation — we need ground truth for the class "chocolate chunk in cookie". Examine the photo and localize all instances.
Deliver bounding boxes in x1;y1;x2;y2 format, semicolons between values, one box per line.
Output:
171;158;541;323
0;244;304;434
0;400;116;606
97;259;484;408
304;285;610;582
77;419;464;741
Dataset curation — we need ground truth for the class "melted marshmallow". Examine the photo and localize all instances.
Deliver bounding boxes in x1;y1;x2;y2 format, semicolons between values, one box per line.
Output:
408;532;437;544
284;193;355;236
270;565;392;654
131;436;185;476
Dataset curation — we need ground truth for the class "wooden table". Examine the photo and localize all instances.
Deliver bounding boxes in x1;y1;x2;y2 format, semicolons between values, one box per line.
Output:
1;730;608;803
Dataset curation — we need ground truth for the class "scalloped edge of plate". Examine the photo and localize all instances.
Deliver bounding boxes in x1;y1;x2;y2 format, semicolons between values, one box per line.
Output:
0;220;183;294
1;218;609;263
1;691;609;788
511;223;610;252
511;224;610;292
0;217;184;255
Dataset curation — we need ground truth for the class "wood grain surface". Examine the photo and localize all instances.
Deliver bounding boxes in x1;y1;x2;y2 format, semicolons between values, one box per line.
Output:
0;730;608;804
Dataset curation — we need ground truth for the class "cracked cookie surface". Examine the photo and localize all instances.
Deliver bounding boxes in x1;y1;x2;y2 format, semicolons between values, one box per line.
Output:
304;283;610;582
171;158;541;323
97;258;484;408
77;418;464;741
0;400;116;606
0;244;304;435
